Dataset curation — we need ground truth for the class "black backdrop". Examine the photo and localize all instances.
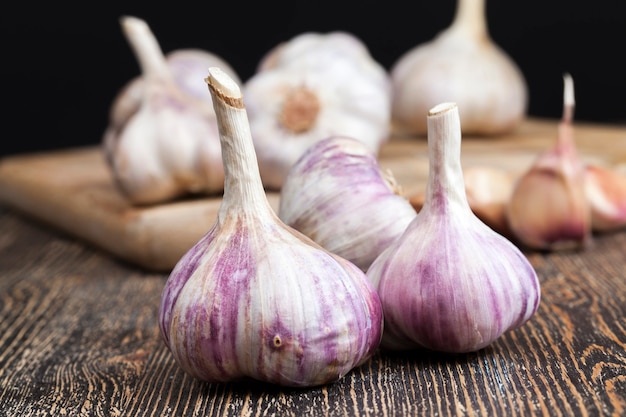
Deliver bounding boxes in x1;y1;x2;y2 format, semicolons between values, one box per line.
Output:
2;0;625;157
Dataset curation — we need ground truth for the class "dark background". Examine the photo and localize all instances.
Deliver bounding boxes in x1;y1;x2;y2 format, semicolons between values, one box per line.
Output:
2;1;625;157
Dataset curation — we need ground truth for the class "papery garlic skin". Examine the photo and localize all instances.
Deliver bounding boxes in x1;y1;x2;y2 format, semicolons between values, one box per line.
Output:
367;103;540;353
159;67;383;387
243;32;392;190
103;16;238;205
390;0;527;136
278;136;417;271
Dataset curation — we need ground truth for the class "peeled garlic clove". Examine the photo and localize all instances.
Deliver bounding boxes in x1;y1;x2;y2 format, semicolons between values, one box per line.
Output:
103;16;231;205
158;67;383;387
390;0;528;136
278;136;417;271
585;164;626;232
243;32;392;190
367;102;541;353
506;74;591;250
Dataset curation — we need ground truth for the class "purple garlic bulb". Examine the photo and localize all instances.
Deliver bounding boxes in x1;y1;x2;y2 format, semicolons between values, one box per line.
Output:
367;102;541;353
278;136;417;271
158;67;383;387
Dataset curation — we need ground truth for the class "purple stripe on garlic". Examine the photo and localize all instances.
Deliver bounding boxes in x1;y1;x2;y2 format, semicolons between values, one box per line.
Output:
158;67;383;387
367;102;540;353
279;136;417;271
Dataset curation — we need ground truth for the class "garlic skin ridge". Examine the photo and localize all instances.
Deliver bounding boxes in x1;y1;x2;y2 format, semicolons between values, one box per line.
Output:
243;31;392;190
278;135;417;272
103;16;238;205
367;102;540;353
158;67;383;387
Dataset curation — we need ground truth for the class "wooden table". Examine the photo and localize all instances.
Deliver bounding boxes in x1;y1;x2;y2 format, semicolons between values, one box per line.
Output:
1;119;625;416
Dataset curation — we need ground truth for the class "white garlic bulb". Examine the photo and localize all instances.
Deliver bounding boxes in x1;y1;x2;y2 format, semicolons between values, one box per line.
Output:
390;0;528;136
159;67;383;387
278;136;417;271
243;31;392;190
367;102;541;353
103;16;239;205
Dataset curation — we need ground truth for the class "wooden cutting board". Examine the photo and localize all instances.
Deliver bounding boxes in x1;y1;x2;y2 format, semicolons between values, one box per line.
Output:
1;118;624;271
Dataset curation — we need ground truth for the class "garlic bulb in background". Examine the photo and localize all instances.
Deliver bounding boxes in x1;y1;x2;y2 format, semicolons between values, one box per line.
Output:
506;74;591;250
367;102;540;353
243;32;392;190
390;0;528;136
159;67;383;387
103;16;240;205
278;136;417;271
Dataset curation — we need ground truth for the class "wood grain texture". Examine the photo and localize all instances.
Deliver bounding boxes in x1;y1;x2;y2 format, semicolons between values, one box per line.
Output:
0;205;624;417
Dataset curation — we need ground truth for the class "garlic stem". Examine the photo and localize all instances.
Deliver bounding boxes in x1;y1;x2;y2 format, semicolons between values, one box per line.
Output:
120;16;171;81
562;73;575;123
450;0;488;39
423;102;470;213
206;68;273;218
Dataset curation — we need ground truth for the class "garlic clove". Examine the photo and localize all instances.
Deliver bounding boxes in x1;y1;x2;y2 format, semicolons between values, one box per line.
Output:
278;135;417;271
464;165;516;237
158;67;383;387
243;32;392;190
103;16;231;205
367;102;541;353
585;164;626;232
390;0;528;136
506;73;591;250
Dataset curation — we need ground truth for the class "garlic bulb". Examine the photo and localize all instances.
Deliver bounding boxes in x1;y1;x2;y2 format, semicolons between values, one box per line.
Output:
243;32;392;190
390;0;528;136
584;164;626;232
278;136;417;271
367;102;540;353
103;16;239;205
506;74;591;250
158;67;383;387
